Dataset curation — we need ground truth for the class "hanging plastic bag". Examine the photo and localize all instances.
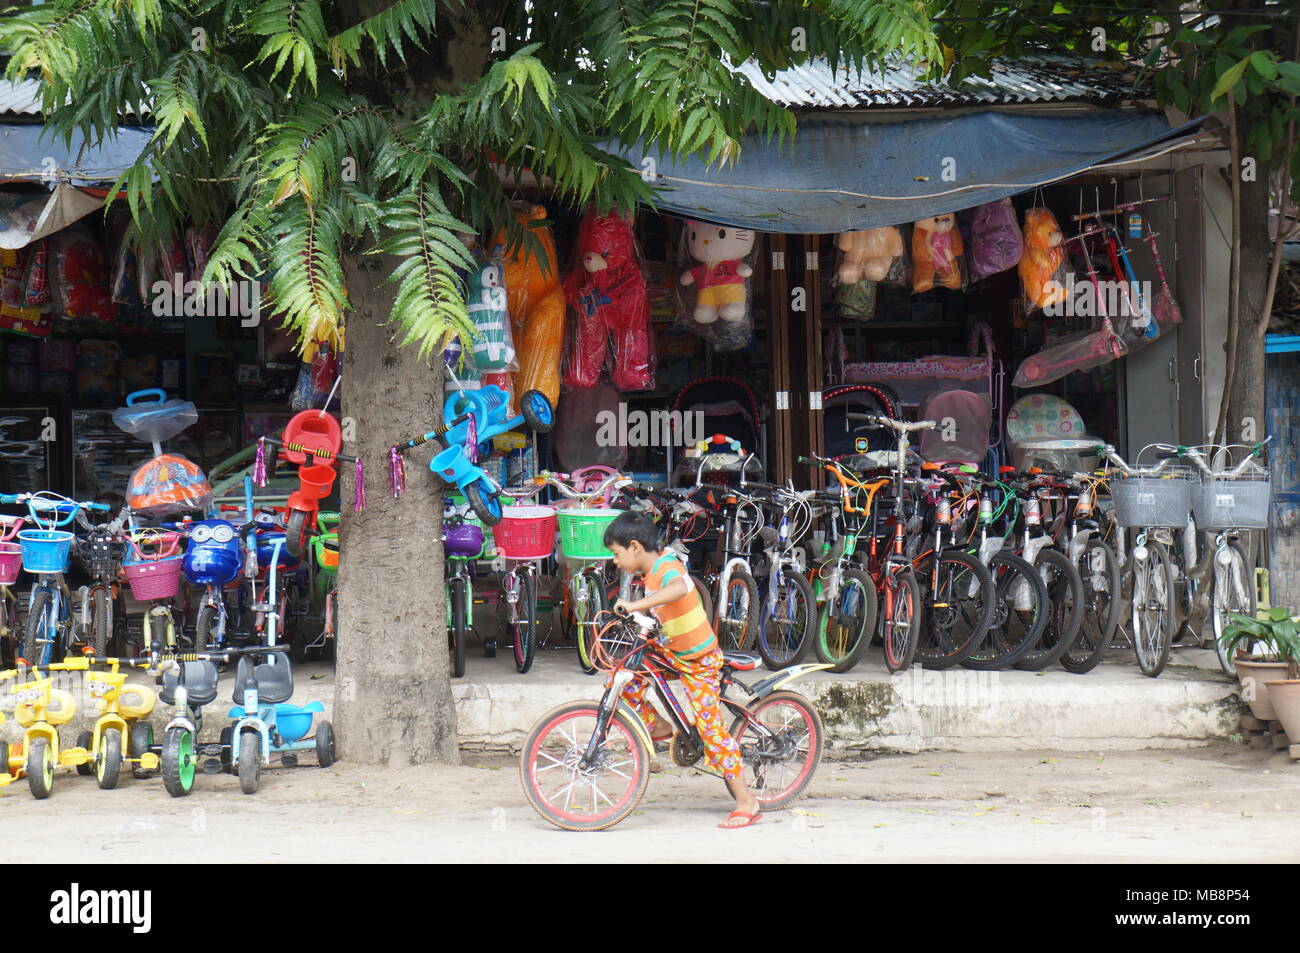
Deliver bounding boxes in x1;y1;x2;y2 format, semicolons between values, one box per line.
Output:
50;228;116;323
967;198;1024;281
465;255;518;374
834;227;904;320
491;204;564;406
562;206;654;391
676;219;755;352
1019;208;1069;312
23;239;50;308
553;383;628;470
1012;319;1128;388
911;214;965;293
126;454;213;517
290;339;339;410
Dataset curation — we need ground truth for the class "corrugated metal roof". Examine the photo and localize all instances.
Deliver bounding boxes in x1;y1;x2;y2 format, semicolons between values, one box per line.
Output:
0;78;43;117
734;53;1149;110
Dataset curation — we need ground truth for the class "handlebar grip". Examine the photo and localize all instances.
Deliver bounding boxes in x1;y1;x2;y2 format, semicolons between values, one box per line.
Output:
1155;450;1180;460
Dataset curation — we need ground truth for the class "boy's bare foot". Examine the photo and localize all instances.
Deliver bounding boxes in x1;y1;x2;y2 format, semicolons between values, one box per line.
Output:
720;778;762;828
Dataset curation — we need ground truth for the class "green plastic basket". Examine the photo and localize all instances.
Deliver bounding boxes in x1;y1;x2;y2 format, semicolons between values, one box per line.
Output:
557;508;620;560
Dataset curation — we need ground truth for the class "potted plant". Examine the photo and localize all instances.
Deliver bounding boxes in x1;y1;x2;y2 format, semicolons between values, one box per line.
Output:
1218;608;1299;722
1262;626;1300;744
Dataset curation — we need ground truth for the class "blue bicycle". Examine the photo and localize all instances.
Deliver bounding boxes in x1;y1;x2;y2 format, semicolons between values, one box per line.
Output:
1;492;112;665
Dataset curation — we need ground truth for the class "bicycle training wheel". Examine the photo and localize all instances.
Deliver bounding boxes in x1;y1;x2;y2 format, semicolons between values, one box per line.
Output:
520;701;651;831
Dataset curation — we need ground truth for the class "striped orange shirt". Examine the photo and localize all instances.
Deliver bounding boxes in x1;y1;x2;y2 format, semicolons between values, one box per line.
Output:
645;552;716;660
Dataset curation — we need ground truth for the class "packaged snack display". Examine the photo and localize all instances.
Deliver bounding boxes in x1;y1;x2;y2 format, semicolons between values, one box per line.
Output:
1019;207;1069;312
562;207;654;391
967;199;1024;281
492;204;564;406
677;220;755;352
23;239;50;307
911;214;965;292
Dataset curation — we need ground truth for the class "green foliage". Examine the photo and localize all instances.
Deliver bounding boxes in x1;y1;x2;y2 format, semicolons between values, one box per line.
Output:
0;0;936;355
1220;606;1300;675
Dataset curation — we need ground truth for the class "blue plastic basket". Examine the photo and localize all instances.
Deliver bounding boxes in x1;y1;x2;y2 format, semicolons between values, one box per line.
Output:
18;529;74;573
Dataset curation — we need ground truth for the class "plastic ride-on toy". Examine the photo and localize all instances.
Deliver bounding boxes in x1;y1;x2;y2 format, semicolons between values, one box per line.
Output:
256;410;360;559
64;655;161;789
0;668;21;789
155;650;224;796
225;643;334;794
392;385;554;526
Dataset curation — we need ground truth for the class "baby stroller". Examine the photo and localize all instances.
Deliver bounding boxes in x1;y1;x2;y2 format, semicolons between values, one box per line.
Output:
823;383;901;463
670;377;763;486
918;389;993;468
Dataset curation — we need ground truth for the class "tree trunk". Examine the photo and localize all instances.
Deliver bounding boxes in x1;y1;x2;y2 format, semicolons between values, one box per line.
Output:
1225;170;1274;448
336;253;457;766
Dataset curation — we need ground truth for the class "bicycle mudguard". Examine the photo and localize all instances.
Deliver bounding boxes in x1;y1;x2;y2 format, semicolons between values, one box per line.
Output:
746;663;833;700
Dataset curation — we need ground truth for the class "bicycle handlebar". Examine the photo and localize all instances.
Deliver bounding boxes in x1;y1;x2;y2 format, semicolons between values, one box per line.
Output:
392;412;474;453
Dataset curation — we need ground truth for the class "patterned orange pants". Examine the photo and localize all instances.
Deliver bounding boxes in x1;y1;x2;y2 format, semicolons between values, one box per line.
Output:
620;647;743;781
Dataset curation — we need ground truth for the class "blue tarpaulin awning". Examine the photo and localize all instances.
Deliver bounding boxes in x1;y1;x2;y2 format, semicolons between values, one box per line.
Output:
616;110;1206;233
0;124;152;184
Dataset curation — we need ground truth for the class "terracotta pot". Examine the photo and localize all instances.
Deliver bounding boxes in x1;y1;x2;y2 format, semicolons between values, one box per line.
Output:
1263;680;1300;742
1235;659;1292;721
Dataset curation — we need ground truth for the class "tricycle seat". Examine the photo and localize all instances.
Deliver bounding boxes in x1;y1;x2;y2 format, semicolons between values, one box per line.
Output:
161;661;219;707
233;655;294;705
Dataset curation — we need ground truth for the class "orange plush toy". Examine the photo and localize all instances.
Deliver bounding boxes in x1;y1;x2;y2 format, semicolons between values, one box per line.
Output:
1018;207;1068;312
910;214;963;292
492;204;564;408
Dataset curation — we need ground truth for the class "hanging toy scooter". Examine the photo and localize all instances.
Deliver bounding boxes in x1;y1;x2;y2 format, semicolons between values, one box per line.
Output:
113;389;212;520
390;384;554;525
253;403;364;559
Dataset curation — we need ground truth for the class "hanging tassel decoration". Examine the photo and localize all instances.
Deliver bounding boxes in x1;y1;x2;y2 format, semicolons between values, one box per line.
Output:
354;458;367;511
465;413;478;465
253;437;268;487
389;446;406;498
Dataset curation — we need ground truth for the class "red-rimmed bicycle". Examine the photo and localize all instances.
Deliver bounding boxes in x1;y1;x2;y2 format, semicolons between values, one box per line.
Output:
519;609;828;831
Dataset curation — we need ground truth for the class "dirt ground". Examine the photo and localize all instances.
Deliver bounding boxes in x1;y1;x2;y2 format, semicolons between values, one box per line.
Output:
2;743;1298;863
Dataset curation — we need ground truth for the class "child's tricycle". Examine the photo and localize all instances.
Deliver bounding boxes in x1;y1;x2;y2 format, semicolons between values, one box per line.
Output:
391;384;553;525
225;642;334;794
4;657;157;797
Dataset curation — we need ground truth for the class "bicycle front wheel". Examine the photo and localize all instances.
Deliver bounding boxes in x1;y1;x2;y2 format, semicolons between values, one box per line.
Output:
572;569;607;675
520;701;651;831
815;569;877;673
964;550;1047;671
757;569;815;671
1014;549;1084;671
914;550;994;670
1061;538;1119;674
881;570;920;673
508;570;538;674
716;567;758;652
449;575;468;679
1211;539;1255;677
1132;540;1174;678
21;586;55;665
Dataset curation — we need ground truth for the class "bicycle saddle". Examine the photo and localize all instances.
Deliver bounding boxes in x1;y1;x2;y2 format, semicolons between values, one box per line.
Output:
232;654;294;705
161;661;219;707
722;652;761;671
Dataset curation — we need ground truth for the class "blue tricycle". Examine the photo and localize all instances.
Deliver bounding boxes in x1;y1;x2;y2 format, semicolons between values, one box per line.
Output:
391;385;553;525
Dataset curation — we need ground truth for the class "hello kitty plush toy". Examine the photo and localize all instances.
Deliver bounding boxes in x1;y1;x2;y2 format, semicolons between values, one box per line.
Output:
679;221;755;324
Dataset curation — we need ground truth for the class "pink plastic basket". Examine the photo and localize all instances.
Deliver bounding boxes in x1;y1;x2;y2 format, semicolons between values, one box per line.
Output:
0;541;20;585
123;555;183;600
493;506;557;560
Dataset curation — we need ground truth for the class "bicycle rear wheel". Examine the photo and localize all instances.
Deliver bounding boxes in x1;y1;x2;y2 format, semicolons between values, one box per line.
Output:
1014;549;1084;671
1061;538;1119;674
815;569;876;673
964;550;1047;671
1132;540;1174;678
757;569;815;671
506;570;538;674
914;550;993;670
729;690;824;811
520;701;651;831
1211;539;1254;677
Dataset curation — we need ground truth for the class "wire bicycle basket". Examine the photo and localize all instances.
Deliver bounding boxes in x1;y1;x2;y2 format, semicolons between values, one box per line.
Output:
1109;469;1193;528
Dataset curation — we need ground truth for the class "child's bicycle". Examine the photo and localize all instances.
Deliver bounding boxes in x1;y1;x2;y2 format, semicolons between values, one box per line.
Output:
520;608;829;831
122;527;186;654
3;492;114;665
0;514;24;665
72;505;132;657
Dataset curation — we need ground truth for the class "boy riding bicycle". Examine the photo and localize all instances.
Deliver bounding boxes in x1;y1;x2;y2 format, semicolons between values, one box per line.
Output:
604;512;762;829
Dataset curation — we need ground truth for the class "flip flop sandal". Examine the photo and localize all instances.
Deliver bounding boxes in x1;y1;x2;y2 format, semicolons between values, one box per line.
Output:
718;810;761;830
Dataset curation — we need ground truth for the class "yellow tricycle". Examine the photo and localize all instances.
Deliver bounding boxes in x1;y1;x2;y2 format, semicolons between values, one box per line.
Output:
7;656;160;798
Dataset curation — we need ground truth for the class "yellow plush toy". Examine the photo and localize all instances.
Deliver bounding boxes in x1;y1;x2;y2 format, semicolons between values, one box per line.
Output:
492;204;564;407
836;227;904;284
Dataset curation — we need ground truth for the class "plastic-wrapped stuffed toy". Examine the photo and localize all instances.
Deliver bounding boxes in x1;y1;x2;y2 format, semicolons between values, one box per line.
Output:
837;227;903;284
492;205;564;407
466;258;516;373
967;199;1024;281
678;221;755;351
562;207;653;391
1019;208;1068;312
911;214;963;292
